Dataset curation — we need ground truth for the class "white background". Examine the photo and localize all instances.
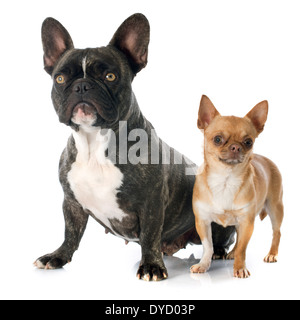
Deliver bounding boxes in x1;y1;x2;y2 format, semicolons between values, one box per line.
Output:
0;0;299;300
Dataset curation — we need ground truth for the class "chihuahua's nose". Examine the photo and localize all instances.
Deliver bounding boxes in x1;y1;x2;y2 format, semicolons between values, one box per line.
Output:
230;144;241;153
73;80;93;94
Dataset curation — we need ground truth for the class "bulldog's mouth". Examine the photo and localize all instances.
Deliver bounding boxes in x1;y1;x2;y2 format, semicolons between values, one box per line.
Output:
71;102;98;126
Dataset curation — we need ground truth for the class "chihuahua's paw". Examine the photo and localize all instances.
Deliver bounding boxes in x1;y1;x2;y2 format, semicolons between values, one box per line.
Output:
136;263;168;282
234;267;251;279
264;254;278;263
190;262;210;274
34;253;70;270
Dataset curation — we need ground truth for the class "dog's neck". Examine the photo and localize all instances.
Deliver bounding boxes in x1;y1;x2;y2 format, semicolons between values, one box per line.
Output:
203;153;253;194
72;125;110;164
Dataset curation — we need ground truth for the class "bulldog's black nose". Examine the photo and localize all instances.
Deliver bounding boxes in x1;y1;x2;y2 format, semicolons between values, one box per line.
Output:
73;80;93;94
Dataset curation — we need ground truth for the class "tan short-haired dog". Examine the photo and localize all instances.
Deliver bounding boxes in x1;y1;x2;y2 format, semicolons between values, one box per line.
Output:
190;96;284;278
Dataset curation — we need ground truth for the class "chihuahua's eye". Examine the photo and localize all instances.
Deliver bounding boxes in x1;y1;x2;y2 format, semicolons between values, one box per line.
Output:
56;75;65;84
106;73;116;82
244;138;253;148
214;136;223;145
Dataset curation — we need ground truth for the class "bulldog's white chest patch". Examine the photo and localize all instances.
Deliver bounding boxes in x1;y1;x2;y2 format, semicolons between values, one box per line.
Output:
68;125;126;232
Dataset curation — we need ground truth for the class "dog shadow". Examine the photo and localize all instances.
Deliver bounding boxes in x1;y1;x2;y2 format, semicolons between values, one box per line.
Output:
133;254;234;283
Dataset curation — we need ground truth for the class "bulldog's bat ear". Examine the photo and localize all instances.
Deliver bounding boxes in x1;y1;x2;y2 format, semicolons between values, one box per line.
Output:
198;95;220;130
109;13;150;75
42;18;74;75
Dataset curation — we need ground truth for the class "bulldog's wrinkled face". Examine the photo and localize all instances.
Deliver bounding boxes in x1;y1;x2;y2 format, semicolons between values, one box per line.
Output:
51;47;133;129
42;14;150;130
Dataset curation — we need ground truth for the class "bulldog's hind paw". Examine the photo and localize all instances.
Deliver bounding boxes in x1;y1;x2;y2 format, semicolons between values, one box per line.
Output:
136;263;168;282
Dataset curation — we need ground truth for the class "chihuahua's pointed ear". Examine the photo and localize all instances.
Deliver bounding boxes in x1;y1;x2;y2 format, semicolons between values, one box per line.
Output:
198;95;220;130
245;100;268;135
42;18;74;75
109;13;150;75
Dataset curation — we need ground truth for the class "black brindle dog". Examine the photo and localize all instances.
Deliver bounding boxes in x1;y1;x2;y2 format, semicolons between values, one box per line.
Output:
35;13;235;281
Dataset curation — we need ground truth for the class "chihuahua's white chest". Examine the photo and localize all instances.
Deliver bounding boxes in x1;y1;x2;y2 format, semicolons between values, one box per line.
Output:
207;169;242;211
195;168;244;227
67;126;126;232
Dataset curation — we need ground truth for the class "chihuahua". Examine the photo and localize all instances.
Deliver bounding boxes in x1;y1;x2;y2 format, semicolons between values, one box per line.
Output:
190;95;284;278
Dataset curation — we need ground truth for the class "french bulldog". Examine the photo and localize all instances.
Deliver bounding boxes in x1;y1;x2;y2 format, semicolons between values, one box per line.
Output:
34;14;235;281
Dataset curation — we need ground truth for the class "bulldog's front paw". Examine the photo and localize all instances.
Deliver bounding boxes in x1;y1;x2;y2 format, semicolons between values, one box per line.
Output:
136;263;168;281
34;253;70;270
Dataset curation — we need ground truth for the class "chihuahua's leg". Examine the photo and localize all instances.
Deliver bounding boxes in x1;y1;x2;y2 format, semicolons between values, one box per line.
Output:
35;199;89;269
233;217;255;278
264;200;284;263
190;218;213;273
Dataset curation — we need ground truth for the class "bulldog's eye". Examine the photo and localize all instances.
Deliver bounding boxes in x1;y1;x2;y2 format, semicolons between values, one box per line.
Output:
56;75;65;84
214;136;223;146
106;73;116;82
